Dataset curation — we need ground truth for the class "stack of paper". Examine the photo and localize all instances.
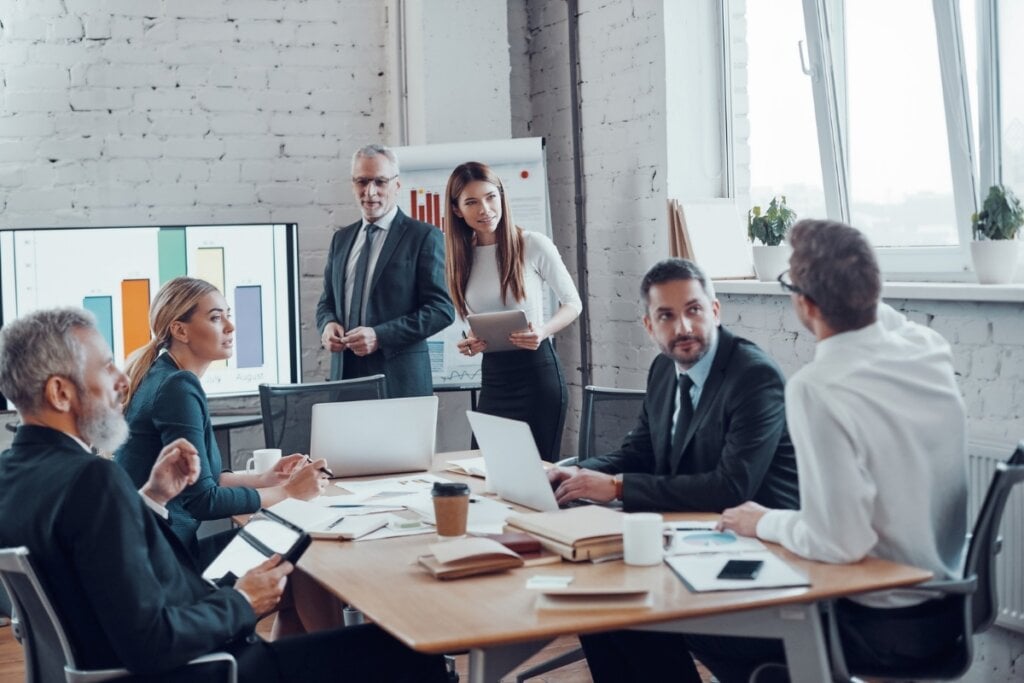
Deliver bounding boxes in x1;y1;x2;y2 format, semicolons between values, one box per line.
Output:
267;499;388;540
506;506;624;562
535;586;652;612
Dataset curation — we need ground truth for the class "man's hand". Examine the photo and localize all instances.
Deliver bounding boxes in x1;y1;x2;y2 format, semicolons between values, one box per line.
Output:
546;465;577;486
321;322;346;352
141;438;200;506
235;555;292;616
554;468;617;505
717;501;770;538
341;326;378;356
509;323;547;351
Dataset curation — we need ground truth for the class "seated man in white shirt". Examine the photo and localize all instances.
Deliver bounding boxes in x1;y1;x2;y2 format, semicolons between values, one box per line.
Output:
716;218;969;681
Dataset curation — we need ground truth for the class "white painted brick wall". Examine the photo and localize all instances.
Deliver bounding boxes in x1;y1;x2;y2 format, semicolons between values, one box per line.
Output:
0;0;390;385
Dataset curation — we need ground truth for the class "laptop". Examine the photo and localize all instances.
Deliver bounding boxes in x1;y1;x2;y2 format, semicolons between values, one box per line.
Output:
310;396;437;477
466;411;559;512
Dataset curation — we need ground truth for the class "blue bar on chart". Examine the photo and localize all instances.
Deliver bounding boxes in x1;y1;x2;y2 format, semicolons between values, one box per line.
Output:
234;285;264;368
83;296;114;354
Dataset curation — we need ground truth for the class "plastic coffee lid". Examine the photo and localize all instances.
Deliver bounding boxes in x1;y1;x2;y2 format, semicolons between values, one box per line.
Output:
431;482;470;497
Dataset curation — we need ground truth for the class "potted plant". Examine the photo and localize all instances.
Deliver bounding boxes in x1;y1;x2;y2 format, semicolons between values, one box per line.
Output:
748;196;796;282
970;185;1024;284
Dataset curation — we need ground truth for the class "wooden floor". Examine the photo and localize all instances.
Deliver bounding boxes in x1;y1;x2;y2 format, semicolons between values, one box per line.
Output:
0;620;714;682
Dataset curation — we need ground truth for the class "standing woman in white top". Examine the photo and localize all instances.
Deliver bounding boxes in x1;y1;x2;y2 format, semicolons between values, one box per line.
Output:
444;161;583;460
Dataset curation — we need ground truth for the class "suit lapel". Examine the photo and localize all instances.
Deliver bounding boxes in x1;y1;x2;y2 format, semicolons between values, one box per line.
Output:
670;327;736;471
369;208;409;293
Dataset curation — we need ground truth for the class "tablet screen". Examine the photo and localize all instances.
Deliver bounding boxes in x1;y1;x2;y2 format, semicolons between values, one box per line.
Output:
201;510;308;583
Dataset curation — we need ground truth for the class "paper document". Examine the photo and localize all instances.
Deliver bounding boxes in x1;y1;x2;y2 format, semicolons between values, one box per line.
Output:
267;499;389;540
667;529;766;555
665;551;810;592
445;457;487;478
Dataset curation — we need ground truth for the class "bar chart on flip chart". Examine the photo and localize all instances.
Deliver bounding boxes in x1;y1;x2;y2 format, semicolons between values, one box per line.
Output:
0;223;300;402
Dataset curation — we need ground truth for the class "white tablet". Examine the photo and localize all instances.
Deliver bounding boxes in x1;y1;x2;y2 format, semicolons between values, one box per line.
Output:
466;310;529;353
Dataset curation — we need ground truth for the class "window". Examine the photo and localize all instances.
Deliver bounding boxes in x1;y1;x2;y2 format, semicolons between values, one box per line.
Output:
1000;1;1024;193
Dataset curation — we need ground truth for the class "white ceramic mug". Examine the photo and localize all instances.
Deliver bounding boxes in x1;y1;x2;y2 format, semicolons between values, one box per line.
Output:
622;512;665;566
246;448;282;475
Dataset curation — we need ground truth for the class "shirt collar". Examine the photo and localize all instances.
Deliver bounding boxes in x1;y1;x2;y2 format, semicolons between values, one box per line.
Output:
361;205;398;232
814;320;886;361
675;328;719;390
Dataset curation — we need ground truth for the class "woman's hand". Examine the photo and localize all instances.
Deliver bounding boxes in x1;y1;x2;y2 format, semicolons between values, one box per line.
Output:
457;333;487;357
283;459;330;500
509;323;546;351
257;453;307;488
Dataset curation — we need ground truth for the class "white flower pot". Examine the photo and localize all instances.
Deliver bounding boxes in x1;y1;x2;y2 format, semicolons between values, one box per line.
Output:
970;240;1020;284
751;245;791;283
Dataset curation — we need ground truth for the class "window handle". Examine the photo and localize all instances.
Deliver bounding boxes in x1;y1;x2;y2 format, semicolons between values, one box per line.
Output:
798;39;813;78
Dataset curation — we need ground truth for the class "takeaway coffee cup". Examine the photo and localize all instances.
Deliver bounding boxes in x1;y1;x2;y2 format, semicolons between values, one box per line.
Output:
431;482;470;539
246;448;282;475
622;512;665;566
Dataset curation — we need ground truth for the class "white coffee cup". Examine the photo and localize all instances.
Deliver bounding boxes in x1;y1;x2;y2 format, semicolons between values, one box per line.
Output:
622;512;665;566
246;448;282;475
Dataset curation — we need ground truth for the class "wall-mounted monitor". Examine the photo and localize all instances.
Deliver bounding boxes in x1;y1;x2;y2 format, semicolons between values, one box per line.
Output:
0;223;301;408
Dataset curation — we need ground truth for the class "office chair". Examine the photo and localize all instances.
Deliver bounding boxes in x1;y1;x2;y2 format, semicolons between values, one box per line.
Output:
258;375;387;455
515;384;645;683
0;546;237;683
826;441;1024;682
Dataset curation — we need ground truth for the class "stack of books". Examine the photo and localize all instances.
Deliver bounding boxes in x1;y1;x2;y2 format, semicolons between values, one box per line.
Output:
506;506;625;562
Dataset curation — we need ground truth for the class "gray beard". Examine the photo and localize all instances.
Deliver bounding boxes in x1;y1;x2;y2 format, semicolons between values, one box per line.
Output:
78;404;129;455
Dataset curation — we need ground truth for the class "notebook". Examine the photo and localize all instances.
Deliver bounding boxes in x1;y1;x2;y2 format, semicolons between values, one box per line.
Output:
466;411;559;511
310;396;437;477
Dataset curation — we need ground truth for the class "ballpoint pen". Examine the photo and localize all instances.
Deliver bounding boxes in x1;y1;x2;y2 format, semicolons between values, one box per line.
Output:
305;455;335;478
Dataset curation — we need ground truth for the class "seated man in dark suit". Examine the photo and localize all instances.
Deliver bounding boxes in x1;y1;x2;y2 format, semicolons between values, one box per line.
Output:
548;258;799;683
0;308;447;683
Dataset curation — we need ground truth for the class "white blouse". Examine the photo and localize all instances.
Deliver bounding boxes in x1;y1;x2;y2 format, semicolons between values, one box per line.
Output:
463;231;582;327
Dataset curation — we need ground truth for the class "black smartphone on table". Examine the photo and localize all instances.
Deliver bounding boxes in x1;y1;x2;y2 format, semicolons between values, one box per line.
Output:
716;559;764;580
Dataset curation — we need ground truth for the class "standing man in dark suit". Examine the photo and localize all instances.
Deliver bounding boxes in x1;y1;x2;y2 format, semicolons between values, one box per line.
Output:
548;258;800;683
316;144;454;397
551;258;798;512
0;308;447;682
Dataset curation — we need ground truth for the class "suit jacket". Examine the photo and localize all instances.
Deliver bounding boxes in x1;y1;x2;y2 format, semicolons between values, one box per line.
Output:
0;426;255;674
315;208;455;398
577;327;799;512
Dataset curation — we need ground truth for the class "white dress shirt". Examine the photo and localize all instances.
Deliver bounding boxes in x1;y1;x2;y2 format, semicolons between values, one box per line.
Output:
464;231;582;325
756;304;968;607
344;204;399;326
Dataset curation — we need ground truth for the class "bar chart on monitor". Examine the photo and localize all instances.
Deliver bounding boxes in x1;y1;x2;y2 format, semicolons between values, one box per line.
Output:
0;224;297;398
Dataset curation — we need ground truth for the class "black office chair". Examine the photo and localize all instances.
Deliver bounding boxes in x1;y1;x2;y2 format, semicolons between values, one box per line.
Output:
0;546;237;683
515;384;645;683
826;441;1024;682
258;375;387;455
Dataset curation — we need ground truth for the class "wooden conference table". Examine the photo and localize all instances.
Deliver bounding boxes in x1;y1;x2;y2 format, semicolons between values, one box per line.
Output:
298;453;932;683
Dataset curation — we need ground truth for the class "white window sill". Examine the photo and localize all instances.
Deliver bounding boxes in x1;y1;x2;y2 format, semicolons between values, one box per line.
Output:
713;279;1024;303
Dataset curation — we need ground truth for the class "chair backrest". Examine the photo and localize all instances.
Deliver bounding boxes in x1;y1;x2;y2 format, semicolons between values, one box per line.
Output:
578;385;646;459
963;443;1024;633
259;375;387;455
0;546;80;683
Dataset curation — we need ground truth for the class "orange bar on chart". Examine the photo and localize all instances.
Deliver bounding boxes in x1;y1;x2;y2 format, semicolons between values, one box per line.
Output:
121;279;151;358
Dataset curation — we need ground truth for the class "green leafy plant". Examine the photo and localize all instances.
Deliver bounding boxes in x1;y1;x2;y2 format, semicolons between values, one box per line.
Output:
748;196;797;247
972;185;1024;240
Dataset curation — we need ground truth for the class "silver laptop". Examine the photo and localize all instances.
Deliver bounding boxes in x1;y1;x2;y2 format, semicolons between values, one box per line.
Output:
310;396;437;477
466;411;559;512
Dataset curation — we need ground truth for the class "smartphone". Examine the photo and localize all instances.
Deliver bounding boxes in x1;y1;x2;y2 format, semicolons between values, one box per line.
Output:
716;559;764;580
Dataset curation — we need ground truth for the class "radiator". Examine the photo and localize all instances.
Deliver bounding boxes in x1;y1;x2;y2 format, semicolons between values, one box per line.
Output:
969;438;1024;634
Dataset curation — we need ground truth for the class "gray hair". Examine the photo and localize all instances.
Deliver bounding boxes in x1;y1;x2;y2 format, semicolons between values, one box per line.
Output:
0;308;96;414
351;144;400;175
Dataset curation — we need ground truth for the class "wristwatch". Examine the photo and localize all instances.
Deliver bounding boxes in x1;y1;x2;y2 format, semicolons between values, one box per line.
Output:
612;475;623;500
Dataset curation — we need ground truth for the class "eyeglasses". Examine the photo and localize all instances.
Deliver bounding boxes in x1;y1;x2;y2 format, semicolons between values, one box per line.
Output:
352;175;398;190
776;270;806;297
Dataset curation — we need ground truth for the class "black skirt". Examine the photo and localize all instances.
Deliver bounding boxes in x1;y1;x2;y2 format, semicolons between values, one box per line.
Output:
476;338;567;461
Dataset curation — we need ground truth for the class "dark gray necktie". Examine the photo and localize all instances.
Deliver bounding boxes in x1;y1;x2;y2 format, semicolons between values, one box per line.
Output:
347;224;380;330
671;374;695;453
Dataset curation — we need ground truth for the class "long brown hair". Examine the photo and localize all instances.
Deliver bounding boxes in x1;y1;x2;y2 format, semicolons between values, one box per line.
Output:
123;276;218;406
444;162;526;318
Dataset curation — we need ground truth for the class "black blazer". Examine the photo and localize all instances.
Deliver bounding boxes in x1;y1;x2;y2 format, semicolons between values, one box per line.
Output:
315;208;455;398
0;427;255;674
577;327;799;512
